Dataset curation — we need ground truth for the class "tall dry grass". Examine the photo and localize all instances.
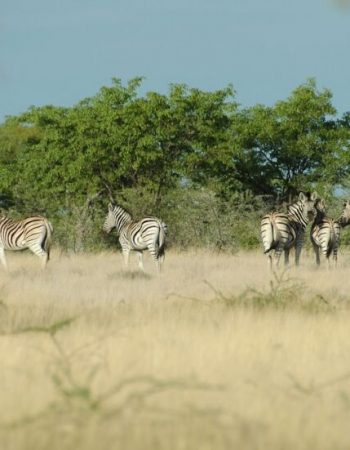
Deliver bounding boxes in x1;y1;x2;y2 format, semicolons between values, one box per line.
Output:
1;249;350;450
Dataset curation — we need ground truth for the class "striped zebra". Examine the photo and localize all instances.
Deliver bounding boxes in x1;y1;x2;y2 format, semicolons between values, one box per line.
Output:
261;192;318;268
310;198;341;267
0;215;53;270
103;203;167;272
338;200;350;228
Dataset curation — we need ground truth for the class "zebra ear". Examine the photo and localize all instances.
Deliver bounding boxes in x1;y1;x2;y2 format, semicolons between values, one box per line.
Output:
310;191;318;201
298;192;306;202
108;202;114;211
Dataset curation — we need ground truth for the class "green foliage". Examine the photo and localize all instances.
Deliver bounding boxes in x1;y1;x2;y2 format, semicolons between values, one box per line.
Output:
0;78;349;251
109;187;266;252
231;79;350;198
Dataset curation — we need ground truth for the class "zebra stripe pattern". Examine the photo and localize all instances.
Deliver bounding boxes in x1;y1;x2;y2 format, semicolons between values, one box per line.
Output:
337;200;350;228
261;192;317;268
310;199;341;266
0;215;53;270
103;203;167;272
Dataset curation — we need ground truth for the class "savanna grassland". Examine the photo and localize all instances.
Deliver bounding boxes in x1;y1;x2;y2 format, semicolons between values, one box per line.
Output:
1;249;350;450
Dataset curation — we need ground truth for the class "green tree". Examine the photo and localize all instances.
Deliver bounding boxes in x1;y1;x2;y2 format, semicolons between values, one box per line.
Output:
230;79;350;199
0;77;349;251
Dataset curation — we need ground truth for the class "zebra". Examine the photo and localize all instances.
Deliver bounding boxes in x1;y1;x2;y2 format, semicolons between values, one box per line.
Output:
0;215;53;270
310;198;341;267
338;200;350;228
260;191;318;268
103;202;167;272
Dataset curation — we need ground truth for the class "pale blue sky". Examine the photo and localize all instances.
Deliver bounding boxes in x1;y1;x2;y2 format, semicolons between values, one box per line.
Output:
1;0;349;122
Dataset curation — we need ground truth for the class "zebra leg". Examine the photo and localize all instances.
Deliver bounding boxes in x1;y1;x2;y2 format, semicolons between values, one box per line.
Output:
158;245;165;273
295;240;303;266
135;251;145;271
158;247;165;272
40;252;49;269
312;243;320;266
157;256;164;273
145;244;161;272
153;246;164;273
150;249;164;273
28;244;49;269
156;256;163;274
333;249;338;268
274;247;283;267
122;249;130;268
267;253;273;270
0;248;8;271
284;248;290;266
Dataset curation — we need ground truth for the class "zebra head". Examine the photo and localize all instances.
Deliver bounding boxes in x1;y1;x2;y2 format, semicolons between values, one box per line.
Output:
296;191;318;222
103;203;132;234
315;198;326;216
103;203;117;234
338;200;350;227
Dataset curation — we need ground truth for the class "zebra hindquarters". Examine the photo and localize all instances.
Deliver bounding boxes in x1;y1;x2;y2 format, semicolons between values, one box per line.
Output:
261;214;277;255
261;215;277;269
261;214;288;269
147;222;166;273
26;219;53;269
312;221;340;269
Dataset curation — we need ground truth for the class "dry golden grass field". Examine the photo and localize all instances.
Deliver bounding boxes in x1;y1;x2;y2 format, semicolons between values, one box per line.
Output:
1;248;350;450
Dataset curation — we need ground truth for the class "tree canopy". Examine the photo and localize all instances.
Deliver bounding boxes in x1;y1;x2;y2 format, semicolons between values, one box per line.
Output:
0;77;349;250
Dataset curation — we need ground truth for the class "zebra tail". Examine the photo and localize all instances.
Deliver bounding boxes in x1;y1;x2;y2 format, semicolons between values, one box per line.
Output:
262;217;279;254
43;219;53;259
156;222;167;258
326;225;336;258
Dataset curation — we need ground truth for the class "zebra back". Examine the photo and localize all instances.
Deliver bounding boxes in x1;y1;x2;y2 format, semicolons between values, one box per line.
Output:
311;199;340;258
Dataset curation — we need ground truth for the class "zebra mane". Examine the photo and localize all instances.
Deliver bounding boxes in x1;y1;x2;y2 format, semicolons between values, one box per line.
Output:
108;203;133;232
313;199;327;222
287;201;309;228
111;203;132;217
